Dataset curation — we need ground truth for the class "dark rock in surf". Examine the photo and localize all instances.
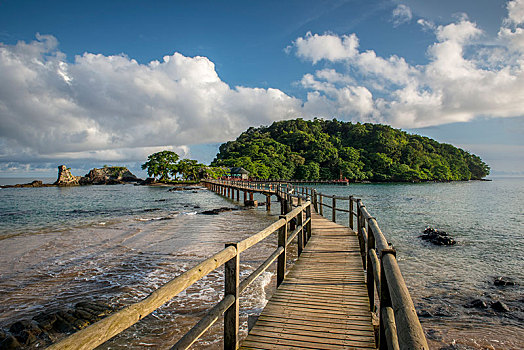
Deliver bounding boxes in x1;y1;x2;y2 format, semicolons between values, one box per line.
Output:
491;301;510;312
493;276;517;287
0;331;22;350
440;343;477;350
200;207;239;215
464;299;488;309
417;309;433;318
419;227;456;246
1;300;116;348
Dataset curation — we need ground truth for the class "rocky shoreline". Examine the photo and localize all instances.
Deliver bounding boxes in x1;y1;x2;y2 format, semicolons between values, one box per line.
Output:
0;301;115;349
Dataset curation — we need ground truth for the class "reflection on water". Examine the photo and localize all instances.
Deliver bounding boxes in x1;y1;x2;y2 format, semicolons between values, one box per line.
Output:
0;179;523;349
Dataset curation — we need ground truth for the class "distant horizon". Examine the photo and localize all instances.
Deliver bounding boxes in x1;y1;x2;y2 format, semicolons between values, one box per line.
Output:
1;0;523;176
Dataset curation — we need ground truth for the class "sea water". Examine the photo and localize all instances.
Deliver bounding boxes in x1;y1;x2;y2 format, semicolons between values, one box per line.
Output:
311;178;523;349
0;178;522;349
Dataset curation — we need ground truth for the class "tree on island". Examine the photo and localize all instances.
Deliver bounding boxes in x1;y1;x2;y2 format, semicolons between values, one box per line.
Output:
142;150;228;181
141;150;180;181
176;159;202;180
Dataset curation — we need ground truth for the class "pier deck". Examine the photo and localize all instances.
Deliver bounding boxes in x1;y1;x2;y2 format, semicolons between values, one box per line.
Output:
241;212;376;349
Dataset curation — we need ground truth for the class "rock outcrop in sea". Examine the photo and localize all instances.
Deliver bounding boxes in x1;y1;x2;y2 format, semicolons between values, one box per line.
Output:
419;227;457;246
1;165;142;189
78;166;140;185
54;165;81;186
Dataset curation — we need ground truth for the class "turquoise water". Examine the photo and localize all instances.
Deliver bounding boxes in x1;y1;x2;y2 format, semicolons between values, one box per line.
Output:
310;178;524;349
0;178;523;349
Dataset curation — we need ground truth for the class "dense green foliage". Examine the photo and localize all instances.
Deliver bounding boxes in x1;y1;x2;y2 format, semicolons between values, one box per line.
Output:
141;151;180;180
142;150;228;181
211;119;490;181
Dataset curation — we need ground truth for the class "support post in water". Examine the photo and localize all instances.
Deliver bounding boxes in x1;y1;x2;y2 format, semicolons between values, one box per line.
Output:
266;195;271;211
224;242;239;350
277;215;288;287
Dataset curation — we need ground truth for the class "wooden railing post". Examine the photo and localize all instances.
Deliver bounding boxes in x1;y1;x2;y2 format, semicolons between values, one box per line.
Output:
277;215;288;287
349;196;354;229
297;197;303;256
319;195;323;216
367;225;376;312
224;242;239;350
332;197;336;223
379;249;395;350
306;200;312;241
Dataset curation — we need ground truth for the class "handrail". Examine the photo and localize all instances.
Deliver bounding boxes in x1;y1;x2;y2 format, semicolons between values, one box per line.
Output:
49;180;312;350
310;186;428;350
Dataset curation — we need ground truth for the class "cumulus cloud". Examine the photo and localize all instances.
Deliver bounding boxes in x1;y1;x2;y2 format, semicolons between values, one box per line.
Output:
392;4;412;27
289;4;524;128
0;35;301;163
292;31;359;64
498;0;524;51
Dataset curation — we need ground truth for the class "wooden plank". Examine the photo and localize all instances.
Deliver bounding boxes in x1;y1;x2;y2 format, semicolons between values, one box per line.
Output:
240;213;375;349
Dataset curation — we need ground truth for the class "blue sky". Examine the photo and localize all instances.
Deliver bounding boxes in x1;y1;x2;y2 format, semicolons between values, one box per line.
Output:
0;0;523;178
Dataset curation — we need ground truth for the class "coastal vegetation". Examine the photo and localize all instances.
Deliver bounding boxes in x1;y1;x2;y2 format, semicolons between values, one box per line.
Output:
141;151;228;181
211;118;490;181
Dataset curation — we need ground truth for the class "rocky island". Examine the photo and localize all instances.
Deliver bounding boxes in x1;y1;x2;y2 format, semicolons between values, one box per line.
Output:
1;165;142;188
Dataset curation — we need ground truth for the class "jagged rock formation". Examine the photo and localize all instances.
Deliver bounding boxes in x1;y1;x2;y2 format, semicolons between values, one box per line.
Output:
54;165;81;186
79;166;140;185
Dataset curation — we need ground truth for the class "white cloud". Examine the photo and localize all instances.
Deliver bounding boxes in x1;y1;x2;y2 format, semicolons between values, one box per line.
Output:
392;4;412;27
0;35;302;163
289;6;524;128
499;0;524;52
292;31;359;64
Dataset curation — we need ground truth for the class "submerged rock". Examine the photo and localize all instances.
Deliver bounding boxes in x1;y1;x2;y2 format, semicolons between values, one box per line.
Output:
419;227;456;246
493;276;518;287
464;298;488;309
491;301;510;312
200;207;239;215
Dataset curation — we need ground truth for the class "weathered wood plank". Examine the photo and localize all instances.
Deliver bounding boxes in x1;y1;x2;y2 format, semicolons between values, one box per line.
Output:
240;213;375;349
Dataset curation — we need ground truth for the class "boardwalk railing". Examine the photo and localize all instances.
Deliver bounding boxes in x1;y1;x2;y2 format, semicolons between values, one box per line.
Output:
48;179;427;350
311;189;428;350
48;180;311;350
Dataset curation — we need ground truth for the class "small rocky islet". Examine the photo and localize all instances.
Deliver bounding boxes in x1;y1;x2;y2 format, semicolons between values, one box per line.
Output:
1;165;143;188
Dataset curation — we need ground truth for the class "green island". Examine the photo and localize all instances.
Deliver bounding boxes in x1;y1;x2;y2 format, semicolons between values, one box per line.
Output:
211;118;490;182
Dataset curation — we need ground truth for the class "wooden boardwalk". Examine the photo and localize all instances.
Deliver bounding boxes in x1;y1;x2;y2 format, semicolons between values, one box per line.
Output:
241;212;376;350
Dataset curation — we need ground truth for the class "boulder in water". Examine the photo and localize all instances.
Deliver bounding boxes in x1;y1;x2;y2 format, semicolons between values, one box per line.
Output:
491;301;510;312
464;298;488;309
493;276;517;287
419;227;456;246
201;207;238;215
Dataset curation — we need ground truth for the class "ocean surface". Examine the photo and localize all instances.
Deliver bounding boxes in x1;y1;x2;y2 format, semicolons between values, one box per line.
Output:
0;177;522;349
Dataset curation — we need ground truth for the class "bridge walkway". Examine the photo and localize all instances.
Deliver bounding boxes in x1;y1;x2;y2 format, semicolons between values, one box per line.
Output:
240;212;376;349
